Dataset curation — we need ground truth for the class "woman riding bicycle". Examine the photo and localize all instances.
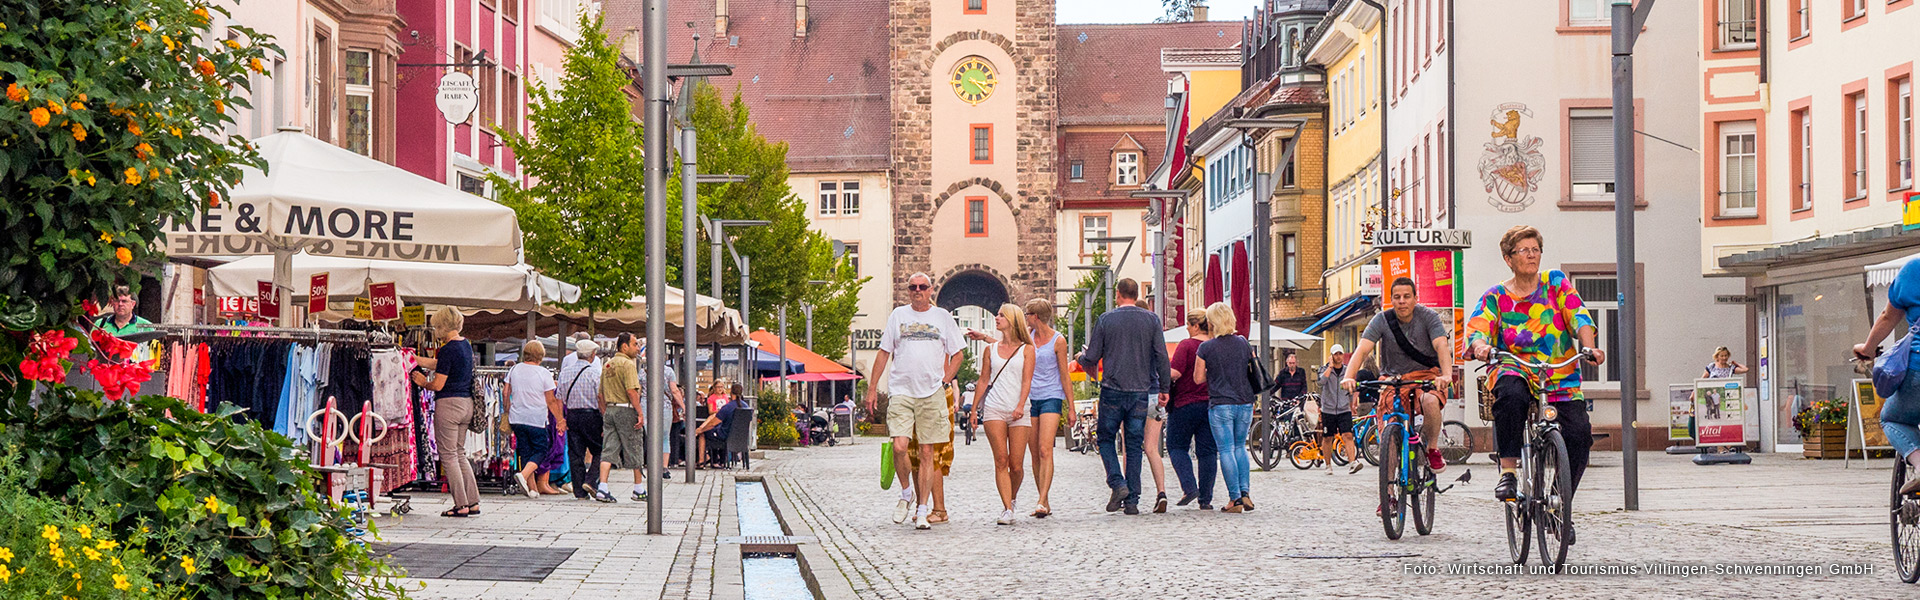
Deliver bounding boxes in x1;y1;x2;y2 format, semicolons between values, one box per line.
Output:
1854;257;1920;498
1466;225;1605;503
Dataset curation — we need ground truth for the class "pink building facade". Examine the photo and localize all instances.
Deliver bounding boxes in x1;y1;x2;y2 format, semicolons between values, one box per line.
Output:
394;0;535;193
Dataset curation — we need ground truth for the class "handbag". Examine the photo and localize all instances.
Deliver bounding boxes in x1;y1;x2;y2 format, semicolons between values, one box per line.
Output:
1246;341;1278;396
1873;320;1920;398
467;396;489;434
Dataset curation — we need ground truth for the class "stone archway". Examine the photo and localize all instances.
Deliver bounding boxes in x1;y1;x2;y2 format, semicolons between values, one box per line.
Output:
937;268;1011;314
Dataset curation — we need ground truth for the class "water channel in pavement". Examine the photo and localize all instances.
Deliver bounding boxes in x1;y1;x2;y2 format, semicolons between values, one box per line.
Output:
736;481;813;599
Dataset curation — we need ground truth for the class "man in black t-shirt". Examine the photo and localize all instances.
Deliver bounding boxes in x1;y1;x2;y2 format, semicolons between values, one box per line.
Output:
1275;352;1308;402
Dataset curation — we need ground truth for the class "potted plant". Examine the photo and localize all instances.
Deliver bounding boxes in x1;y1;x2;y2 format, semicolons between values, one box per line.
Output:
1793;399;1850;459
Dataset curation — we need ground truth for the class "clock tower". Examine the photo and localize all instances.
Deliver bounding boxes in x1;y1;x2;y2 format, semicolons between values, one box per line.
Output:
889;0;1058;311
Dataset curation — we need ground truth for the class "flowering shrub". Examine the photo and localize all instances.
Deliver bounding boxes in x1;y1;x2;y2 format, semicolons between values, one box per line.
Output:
1792;398;1849;438
0;453;172;599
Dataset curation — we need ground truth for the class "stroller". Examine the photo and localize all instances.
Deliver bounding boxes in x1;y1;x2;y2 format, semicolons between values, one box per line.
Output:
807;411;835;446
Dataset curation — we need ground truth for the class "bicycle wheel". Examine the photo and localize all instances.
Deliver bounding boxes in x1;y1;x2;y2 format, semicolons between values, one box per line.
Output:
1503;489;1531;564
1360;425;1381;466
1410;440;1436;536
1440;420;1475;464
1532;428;1574;572
1378;421;1406;540
1253;419;1283;471
1329;434;1353;467
1894;459;1920;583
1287;440;1318;470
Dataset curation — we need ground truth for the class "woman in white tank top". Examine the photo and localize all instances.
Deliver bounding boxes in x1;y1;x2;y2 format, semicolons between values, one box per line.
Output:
968;303;1036;525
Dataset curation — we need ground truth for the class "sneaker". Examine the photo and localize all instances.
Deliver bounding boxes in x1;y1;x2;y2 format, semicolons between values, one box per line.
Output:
1153;492;1169;514
632;490;648;502
1426;448;1448;473
1123;504;1141;515
997;510;1015;525
1494;472;1519;502
1176;493;1197;507
592;490;618;504
1106;487;1127;513
514;473;537;498
914;513;932;530
893;500;912;524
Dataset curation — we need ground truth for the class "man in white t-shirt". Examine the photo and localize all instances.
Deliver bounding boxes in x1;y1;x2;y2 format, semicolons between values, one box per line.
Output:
864;272;966;530
504;340;563;499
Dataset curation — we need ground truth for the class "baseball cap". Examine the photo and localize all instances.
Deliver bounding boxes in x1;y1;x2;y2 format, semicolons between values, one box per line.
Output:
1329;343;1346;355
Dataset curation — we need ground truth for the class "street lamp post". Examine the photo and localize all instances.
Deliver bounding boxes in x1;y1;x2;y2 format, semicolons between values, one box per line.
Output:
677;179;748;484
1131;190;1193;325
1055;287;1089;354
1611;0;1658;512
641;0;669;535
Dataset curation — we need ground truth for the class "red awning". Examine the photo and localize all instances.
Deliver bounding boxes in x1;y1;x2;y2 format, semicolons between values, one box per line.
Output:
748;330;858;379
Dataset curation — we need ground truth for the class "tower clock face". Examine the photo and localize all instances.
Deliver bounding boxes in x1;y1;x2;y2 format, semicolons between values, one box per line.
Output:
949;56;998;105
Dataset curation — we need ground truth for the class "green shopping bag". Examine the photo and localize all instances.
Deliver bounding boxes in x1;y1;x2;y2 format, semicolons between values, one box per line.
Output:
880;441;895;490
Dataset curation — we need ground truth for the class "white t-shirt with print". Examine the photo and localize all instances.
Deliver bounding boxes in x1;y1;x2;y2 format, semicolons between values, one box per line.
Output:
878;304;965;399
506;362;557;427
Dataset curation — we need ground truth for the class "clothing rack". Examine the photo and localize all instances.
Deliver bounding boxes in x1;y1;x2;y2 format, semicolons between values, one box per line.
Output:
153;323;392;347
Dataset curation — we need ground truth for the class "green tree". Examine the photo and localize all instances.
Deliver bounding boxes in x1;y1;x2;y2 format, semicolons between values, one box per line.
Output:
1059;252;1111;349
953;346;979;390
674;81;864;357
1157;0;1201;22
490;11;648;314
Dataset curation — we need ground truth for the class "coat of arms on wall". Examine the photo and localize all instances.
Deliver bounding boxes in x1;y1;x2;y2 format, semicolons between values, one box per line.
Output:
1477;103;1546;213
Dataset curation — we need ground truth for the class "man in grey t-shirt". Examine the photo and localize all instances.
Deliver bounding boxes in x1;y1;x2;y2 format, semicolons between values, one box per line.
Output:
1318;344;1356;471
1341;277;1455;473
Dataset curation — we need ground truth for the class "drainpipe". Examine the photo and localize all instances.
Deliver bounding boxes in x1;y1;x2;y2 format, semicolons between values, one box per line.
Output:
1445;0;1455;229
1357;0;1387;235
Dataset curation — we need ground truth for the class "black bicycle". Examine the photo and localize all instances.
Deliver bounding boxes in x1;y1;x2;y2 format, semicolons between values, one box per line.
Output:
1486;349;1592;572
1250;395;1313;471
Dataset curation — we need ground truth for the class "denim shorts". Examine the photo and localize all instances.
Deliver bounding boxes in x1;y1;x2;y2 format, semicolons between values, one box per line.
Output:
1030;397;1065;417
510;424;552;466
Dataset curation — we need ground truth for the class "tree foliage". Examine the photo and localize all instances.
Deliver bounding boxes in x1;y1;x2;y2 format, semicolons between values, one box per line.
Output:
1157;0;1201;23
1059;252;1111;350
0;0;274;331
491;11;648;314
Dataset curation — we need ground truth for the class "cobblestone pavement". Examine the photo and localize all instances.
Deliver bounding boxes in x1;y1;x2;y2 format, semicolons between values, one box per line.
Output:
765;438;1919;599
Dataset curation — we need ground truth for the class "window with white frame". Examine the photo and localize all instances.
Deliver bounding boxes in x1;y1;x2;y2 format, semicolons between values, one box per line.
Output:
457;172;487;197
1070;160;1084;181
1281;234;1298;290
1568;0;1610;25
1082;214;1109;255
1719;121;1758;217
344;49;374;156
1852;93;1869;198
1575;275;1622;386
1898;79;1914;189
1568;107;1615;196
841;181;861;215
818;181;839;216
843;243;859;277
1115;152;1140;186
1718;0;1756;48
1794;108;1813;210
1848;0;1865;19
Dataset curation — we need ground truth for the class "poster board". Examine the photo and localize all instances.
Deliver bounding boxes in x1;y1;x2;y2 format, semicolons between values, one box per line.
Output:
1848;379;1893;467
1380;249;1468;361
1669;383;1695;443
1693;378;1744;446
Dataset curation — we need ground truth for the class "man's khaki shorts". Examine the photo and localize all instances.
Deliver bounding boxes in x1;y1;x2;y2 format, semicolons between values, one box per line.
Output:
887;392;951;444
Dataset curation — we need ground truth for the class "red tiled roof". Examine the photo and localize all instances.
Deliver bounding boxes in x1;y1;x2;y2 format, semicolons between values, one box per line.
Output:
1057;22;1244;125
604;0;892;173
1059;128;1166;205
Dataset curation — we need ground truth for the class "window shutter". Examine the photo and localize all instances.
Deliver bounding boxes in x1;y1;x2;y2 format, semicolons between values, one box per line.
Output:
1569;109;1614;187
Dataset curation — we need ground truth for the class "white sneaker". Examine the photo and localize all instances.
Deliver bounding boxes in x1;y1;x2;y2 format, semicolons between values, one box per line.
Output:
914;513;932;530
514;473;537;498
996;510;1015;526
893;500;912;524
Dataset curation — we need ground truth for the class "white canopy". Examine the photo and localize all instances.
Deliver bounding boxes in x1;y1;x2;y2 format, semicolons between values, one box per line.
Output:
208;253;578;311
165;130;521;265
1164;324;1322;351
1868;252;1920;287
544;285;727;329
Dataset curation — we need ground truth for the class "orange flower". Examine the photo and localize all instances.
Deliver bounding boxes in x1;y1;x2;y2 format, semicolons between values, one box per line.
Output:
123;168;141;185
193;6;211;23
147;168;159;180
196;59;215;77
116;247;132;265
29;107;48;127
76;94;86;102
213;99;225;113
135;20;152;32
224;39;240;50
46;100;62;115
134;143;151;159
70;124;85;142
126;122;142;136
69;101;83;111
249;58;265;73
5;83;25;102
163;36;176;52
207;191;221;208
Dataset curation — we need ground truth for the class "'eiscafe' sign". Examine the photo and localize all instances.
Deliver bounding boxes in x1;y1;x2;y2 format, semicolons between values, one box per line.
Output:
1373;228;1472;250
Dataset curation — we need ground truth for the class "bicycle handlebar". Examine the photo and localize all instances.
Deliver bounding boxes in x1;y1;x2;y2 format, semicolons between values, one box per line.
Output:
1489;349;1593;371
1353;379;1435;390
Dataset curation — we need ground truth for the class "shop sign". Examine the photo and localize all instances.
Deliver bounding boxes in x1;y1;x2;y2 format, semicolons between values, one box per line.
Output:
1714;294;1758;304
1853;379;1892;449
309;272;329;314
368;282;398;321
436;72;478;125
1668;384;1694;442
1905;191;1920;231
216;295;258;315
853;328;884;351
1360;264;1383;296
257;280;280;319
401;305;426;328
1694;378;1744;446
194;289;204;306
1373;228;1472;250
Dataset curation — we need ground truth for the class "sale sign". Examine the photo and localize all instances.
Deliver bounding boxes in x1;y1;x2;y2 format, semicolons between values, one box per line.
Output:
309;272;329;314
368;282;398;321
257;280;280;319
216;295;259;315
1694;379;1745;446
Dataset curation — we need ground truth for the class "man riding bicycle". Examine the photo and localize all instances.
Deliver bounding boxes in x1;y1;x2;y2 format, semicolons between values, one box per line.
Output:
1341;276;1454;474
1465;226;1605;504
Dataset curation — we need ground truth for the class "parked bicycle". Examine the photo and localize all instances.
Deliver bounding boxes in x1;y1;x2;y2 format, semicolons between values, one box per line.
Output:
1358;378;1457;540
1065;399;1098;454
1485;349;1592;572
1249;395;1312;471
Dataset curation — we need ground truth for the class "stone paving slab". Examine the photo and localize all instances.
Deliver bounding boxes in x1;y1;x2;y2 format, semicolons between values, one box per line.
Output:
763;438;1920;599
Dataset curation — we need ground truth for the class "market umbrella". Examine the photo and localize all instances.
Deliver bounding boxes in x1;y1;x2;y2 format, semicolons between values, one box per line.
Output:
462;306;750;346
748;330;859;382
207;253;578;311
164;130;521;323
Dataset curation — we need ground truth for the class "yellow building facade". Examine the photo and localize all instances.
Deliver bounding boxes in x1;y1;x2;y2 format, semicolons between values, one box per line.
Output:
1304;1;1384;355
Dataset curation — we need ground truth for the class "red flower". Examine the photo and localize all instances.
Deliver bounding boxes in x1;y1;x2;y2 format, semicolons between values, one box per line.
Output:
82;299;101;316
83;358;152;400
90;328;137;360
19;330;81;383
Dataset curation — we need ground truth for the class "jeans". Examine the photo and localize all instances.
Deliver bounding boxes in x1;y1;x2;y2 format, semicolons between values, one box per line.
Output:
1166;402;1217;504
1209;403;1254;501
565;408;604;496
1882;367;1920;458
1097;388;1150;505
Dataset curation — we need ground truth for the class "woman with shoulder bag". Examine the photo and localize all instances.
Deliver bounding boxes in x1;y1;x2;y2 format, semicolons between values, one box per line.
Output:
411;307;482;518
1193;302;1258;513
967;303;1037;526
1856;258;1920;497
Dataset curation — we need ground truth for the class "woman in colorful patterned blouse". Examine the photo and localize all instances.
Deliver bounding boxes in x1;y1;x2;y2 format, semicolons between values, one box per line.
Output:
1465;225;1606;504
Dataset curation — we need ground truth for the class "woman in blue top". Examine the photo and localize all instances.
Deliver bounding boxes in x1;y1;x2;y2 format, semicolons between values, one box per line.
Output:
1023;299;1075;519
1856;258;1920;497
412;306;481;517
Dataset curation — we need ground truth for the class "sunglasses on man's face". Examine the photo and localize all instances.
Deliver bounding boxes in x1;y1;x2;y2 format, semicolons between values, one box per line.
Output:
908;284;931;291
